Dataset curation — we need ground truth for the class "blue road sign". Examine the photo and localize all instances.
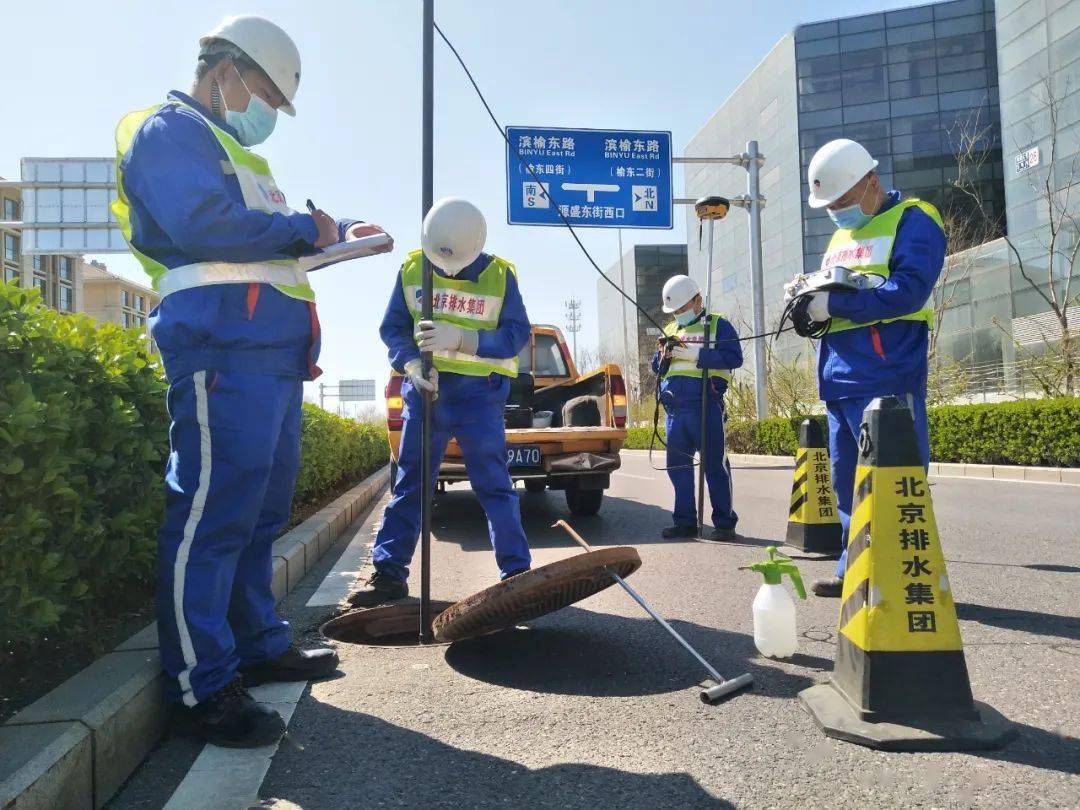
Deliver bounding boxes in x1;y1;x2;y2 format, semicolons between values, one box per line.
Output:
506;126;672;229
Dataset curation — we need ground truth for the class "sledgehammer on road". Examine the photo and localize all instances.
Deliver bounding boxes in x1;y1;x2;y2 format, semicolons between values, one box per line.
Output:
553;521;753;704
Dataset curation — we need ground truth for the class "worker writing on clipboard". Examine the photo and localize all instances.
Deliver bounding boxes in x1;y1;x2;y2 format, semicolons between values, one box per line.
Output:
111;15;392;747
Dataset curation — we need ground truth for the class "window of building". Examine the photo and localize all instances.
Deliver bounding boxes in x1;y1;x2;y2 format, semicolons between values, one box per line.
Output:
33;254;43;271
890;77;939;99
33;276;46;296
3;198;17;221
886;22;935;46
122;289;130;308
124;312;134;327
4;234;18;262
136;295;145;312
797;54;842;77
4;267;18;284
58;284;73;312
58;256;72;280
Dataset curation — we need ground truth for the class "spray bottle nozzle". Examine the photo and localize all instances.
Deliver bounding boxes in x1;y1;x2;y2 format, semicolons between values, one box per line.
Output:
746;546;806;599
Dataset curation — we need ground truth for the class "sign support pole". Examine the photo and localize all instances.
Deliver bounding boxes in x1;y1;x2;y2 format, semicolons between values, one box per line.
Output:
746;140;767;421
419;0;435;645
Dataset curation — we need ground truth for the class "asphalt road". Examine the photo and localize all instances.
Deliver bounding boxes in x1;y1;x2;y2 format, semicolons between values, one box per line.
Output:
111;452;1080;809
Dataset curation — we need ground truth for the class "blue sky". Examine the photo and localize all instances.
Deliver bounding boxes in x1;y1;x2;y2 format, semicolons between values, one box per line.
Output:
5;0;925;402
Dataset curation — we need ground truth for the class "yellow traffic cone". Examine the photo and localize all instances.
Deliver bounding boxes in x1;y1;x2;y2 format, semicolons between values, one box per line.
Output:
799;396;1016;751
784;419;842;558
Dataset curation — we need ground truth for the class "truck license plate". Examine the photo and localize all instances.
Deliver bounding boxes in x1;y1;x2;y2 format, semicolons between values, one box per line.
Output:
507;445;541;467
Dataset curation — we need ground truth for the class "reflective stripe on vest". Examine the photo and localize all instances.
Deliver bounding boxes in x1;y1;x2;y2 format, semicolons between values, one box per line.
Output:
820;198;942;334
111;100;314;302
400;249;519;378
662;313;734;382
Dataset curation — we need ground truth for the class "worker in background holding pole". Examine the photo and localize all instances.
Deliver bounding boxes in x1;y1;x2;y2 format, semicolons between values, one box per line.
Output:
111;15;393;747
790;139;945;597
350;198;532;607
651;275;742;541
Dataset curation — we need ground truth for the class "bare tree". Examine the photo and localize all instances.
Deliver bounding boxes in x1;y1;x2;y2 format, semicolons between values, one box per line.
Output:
952;75;1080;395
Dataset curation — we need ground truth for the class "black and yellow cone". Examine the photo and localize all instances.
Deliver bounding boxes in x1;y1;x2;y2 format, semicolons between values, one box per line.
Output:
798;396;1016;751
784;419;842;558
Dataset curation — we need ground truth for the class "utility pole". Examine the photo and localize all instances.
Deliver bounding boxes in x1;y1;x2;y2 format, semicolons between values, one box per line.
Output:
617;230;634;394
564;298;582;368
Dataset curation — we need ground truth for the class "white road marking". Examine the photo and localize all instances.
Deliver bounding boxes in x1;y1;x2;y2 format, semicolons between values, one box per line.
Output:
306;515;381;607
929;473;1079;488
613;471;656;481
163;681;307;810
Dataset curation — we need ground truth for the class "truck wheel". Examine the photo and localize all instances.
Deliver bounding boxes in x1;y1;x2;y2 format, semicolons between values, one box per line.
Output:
390;461;398;494
566;485;603;516
524;479;546;494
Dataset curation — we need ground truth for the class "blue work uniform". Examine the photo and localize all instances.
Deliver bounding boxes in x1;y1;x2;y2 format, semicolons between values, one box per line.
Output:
374;252;533;581
820;191;945;577
121;91;358;706
650;314;743;530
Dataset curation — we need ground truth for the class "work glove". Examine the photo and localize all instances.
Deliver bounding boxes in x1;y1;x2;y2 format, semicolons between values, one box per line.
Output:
415;320;479;355
806;291;830;322
670;343;702;364
404;359;439;395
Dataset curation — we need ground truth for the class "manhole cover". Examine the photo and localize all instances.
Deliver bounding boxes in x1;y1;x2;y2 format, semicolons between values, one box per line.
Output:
321;601;456;647
433;547;642;643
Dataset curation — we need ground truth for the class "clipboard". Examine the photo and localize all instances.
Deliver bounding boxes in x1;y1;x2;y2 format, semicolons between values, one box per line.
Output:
297;233;393;273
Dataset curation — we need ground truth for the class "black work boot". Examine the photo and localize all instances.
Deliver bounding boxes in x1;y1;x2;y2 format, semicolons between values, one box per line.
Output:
707;527;739;543
501;568;531;580
812;576;844;598
348;571;408;608
240;644;340;686
175;676;285;748
662;524;698;539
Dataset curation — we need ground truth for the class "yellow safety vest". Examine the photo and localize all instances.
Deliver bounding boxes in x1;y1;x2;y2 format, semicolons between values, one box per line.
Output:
111;99;314;302
400;249;519;378
820;198;942;333
662;313;733;382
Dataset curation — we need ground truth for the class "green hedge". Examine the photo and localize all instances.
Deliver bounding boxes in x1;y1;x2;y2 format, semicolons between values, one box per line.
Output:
1;283;389;647
928;398;1080;466
623;398;1080;466
294;404;389;506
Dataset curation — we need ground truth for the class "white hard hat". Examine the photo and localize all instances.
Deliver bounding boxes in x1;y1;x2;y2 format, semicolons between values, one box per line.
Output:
422;198;487;275
201;15;301;116
661;274;701;313
807;139;879;208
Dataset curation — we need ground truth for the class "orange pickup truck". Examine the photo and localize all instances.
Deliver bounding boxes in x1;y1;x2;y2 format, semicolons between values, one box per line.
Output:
384;324;628;516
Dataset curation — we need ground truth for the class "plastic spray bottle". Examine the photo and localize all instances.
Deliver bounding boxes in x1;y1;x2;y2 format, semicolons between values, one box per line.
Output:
746;546;806;659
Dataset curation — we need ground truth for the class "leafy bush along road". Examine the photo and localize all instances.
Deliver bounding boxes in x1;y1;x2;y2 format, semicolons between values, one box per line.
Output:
623;397;1080;467
0;283;389;647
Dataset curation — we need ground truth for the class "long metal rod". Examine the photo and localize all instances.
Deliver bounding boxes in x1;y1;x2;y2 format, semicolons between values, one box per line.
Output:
746;140;768;421
553;521;727;684
697;218;715;538
419;0;435;645
672;157;747;165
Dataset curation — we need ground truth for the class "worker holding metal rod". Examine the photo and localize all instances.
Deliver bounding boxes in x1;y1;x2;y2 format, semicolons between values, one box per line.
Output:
651;275;743;541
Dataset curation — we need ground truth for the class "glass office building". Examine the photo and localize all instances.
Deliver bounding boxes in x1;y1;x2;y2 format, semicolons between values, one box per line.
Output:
796;0;1005;273
681;0;1012;373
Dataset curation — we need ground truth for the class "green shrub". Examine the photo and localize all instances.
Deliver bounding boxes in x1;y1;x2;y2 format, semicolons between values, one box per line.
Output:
1;283;390;647
928;398;1080;466
294;404;389;506
718;398;1080;466
0;284;169;645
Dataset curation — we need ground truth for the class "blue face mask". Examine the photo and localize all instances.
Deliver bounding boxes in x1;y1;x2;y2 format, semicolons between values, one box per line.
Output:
828;202;873;231
828;182;873;230
675;309;699;327
224;67;278;147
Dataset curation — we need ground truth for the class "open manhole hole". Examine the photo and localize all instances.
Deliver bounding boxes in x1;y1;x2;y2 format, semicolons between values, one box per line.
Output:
322;601;456;647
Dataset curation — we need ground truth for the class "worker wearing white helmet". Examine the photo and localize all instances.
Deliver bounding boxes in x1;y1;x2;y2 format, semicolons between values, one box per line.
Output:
651;274;743;540
790;138;946;597
352;198;532;606
111;15;394;747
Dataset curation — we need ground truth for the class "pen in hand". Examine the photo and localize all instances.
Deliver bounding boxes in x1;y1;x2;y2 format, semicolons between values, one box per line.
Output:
306;198;317;215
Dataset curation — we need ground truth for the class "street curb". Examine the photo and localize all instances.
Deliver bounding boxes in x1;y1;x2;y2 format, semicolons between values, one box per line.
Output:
0;465;389;810
621;448;1079;484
